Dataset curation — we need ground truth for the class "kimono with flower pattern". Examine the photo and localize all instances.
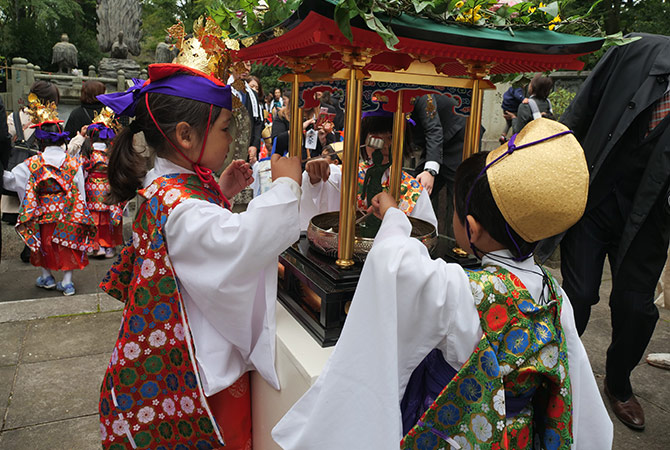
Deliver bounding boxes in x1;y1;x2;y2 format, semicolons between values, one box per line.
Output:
83;148;123;226
400;266;573;450
16;154;95;253
99;174;229;450
357;161;423;215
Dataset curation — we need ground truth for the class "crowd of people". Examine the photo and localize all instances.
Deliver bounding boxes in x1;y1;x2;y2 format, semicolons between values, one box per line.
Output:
0;29;668;450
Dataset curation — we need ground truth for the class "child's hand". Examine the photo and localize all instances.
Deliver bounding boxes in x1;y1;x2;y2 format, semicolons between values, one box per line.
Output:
271;153;302;186
219;160;253;199
369;192;397;220
305;159;330;185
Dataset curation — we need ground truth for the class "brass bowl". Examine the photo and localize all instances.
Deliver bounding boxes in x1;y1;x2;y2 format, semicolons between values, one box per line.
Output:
307;211;438;262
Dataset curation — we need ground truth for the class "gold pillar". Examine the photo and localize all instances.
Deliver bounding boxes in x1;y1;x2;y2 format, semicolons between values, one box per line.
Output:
289;73;303;158
459;60;495;161
336;68;364;269
463;77;483;160
389;91;405;201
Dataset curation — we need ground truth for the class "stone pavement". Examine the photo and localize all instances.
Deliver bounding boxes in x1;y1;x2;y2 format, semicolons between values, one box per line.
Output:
0;219;669;448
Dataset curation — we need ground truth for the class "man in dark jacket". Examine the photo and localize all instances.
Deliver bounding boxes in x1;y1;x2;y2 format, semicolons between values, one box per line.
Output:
411;94;469;233
537;33;670;431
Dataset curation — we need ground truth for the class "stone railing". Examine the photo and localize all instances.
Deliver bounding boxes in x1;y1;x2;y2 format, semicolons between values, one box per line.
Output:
4;57;147;112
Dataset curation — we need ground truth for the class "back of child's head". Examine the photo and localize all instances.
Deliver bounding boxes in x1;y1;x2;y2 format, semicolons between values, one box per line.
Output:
106;90;223;204
530;74;554;100
454;152;536;260
322;143;342;165
36;122;68;149
454;118;589;260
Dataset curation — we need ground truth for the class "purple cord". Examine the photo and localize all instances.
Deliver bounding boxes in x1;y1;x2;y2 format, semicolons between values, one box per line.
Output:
463;129;573;259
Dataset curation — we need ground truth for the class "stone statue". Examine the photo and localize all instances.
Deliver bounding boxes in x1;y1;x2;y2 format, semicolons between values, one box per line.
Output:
96;0;142;56
51;33;78;74
155;36;178;64
110;31;129;59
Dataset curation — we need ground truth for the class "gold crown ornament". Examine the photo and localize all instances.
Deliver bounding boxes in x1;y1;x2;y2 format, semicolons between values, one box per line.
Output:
167;16;239;83
26;93;61;125
91;107;121;131
485;118;589;242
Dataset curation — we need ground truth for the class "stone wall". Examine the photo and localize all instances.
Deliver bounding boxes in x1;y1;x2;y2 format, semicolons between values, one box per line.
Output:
4;57;146;112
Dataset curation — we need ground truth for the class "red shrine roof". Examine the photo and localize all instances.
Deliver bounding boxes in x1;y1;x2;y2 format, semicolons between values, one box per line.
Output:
235;0;604;75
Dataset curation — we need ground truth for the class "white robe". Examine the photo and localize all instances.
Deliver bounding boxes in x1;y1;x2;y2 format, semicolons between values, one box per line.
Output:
146;157;301;395
299;164;438;231
272;207;613;450
3;145;86;205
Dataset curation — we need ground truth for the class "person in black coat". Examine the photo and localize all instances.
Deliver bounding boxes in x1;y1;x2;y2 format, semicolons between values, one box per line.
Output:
536;33;670;431
0;96;11;260
64;80;106;137
411;94;469;233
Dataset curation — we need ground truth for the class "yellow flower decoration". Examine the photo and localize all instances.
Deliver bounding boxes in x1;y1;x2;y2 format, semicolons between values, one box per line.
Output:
548;15;561;30
456;5;482;24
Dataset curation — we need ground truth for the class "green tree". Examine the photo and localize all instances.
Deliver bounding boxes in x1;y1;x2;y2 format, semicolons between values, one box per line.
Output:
0;0;102;71
138;0;211;66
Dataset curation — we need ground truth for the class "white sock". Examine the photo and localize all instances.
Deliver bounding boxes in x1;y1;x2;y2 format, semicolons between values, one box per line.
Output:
41;268;52;279
62;271;73;286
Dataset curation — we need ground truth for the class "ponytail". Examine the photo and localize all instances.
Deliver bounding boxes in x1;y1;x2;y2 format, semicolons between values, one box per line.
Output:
106;126;148;204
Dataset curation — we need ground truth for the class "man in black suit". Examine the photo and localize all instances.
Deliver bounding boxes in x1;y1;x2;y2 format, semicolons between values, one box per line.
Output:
229;61;264;164
538;33;670;431
411;94;469;233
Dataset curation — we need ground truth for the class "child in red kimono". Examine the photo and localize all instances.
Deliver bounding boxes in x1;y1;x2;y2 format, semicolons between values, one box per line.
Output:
2;96;95;296
96;20;302;450
81;108;124;258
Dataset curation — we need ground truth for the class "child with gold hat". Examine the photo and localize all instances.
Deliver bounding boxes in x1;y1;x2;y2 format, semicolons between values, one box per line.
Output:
2;95;95;296
96;17;302;450
273;119;613;450
80;107;124;258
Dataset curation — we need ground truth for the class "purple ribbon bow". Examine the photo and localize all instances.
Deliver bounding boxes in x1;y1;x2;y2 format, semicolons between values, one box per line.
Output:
87;123;116;140
34;129;70;142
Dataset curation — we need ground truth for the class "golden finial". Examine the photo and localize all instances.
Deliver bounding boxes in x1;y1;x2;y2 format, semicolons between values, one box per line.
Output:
25;93;59;125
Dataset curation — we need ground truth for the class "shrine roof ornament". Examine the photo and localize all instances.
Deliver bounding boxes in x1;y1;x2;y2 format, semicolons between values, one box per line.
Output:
228;0;603;75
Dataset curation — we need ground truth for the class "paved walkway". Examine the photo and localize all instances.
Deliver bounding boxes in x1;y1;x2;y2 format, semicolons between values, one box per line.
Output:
0;220;668;449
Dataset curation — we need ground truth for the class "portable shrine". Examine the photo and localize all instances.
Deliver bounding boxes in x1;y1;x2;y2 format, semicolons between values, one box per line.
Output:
235;0;603;346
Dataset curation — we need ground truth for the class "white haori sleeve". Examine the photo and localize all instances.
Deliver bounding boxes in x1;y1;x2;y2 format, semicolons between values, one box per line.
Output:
560;290;614;449
3;162;30;203
164;180;301;394
299;164;342;231
409;188;438;229
272;207;477;450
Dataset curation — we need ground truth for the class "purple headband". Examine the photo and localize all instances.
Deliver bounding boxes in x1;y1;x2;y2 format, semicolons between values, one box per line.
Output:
464;129;574;261
87;123;116;140
34;129;70;143
362;109;416;126
97;74;232;117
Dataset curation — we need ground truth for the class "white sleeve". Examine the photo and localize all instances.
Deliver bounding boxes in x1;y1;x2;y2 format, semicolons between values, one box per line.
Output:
409;189;438;229
3;162;31;203
165;181;300;356
560;291;614;450
272;207;474;450
67;134;85;156
298;165;342;231
74;167;86;204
